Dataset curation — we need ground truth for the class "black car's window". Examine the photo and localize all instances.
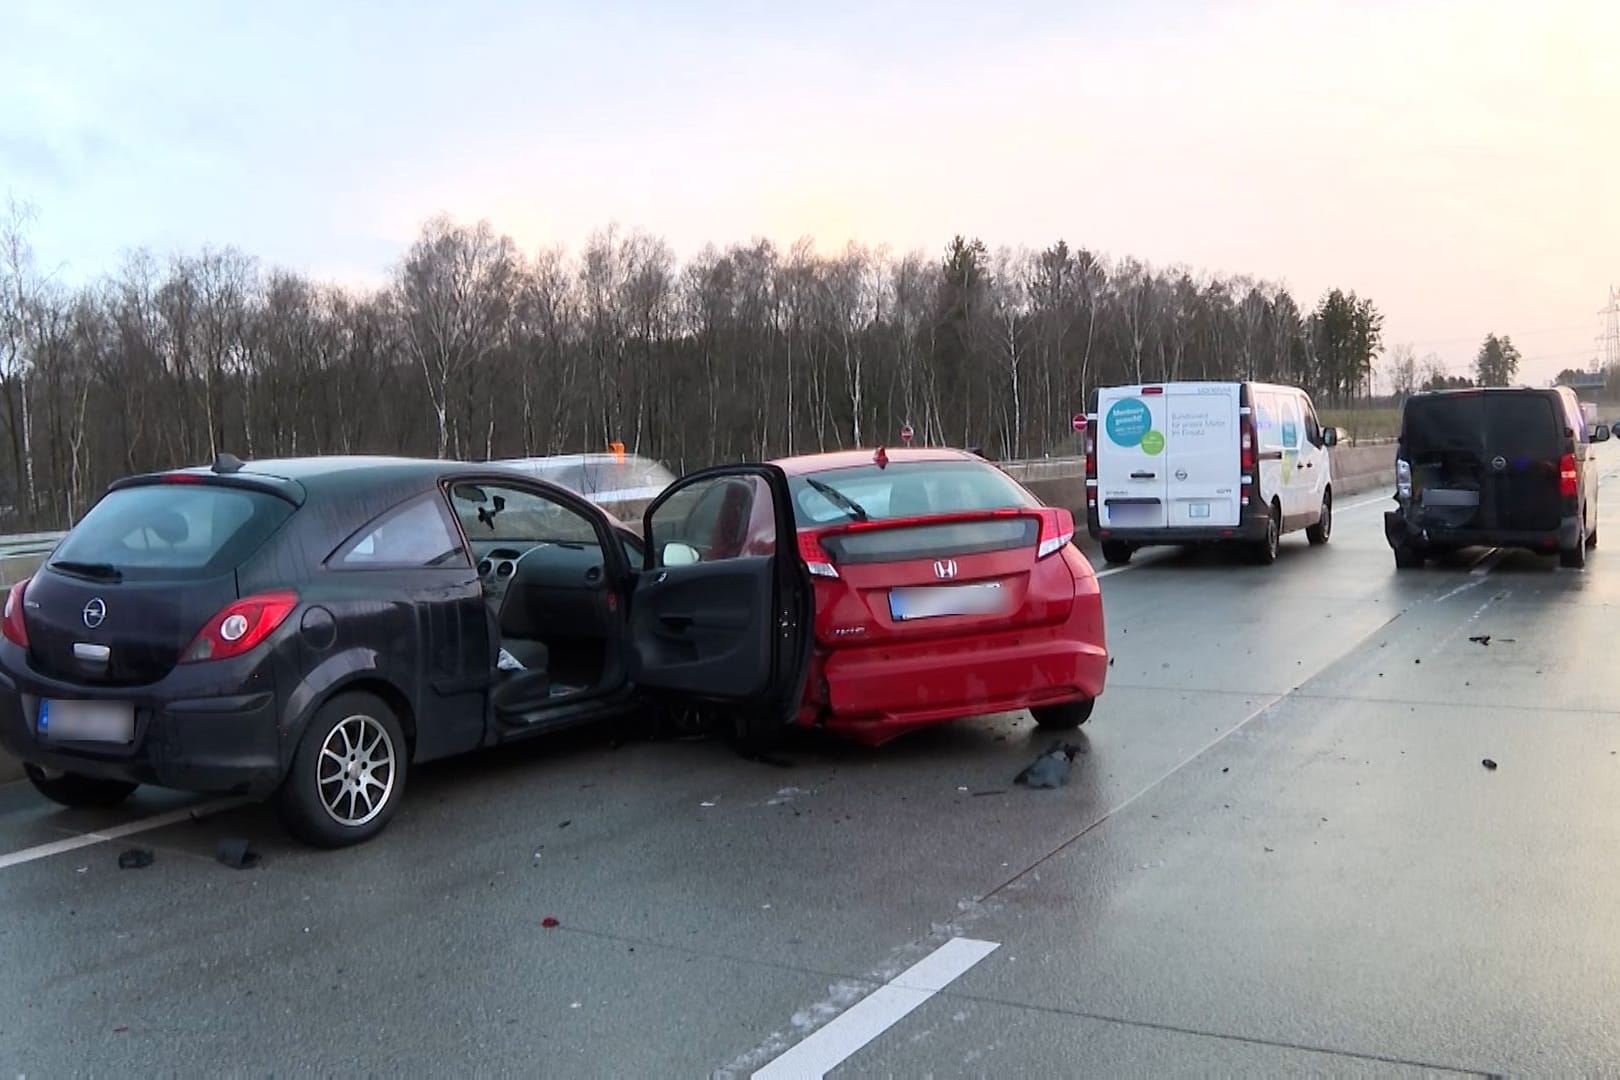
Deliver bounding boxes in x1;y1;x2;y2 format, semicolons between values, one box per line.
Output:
331;494;468;569
52;483;293;581
449;482;600;545
788;460;1037;527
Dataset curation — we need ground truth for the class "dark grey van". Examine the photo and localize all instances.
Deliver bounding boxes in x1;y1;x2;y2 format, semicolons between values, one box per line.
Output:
1385;386;1608;569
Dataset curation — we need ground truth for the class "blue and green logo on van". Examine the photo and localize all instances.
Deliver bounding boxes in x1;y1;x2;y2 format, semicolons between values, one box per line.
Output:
1105;398;1163;455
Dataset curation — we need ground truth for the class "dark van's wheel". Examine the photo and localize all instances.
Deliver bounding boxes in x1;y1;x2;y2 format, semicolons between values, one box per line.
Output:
1561;538;1587;570
274;692;407;849
1393;543;1425;569
1100;541;1133;566
1250;502;1281;565
24;765;138;808
1033;698;1095;730
1307;491;1332;545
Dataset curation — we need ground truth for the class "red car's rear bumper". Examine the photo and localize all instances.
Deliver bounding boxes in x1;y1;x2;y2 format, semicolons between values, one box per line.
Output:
798;596;1108;746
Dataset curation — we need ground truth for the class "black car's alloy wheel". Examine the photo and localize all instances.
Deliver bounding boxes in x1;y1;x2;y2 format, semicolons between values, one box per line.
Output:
274;691;407;848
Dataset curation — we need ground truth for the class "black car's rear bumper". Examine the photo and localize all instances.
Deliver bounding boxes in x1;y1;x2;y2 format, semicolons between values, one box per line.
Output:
1384;510;1580;553
0;646;285;797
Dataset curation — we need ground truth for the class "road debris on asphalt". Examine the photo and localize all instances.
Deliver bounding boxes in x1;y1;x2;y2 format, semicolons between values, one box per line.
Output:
541;917;560;929
116;849;153;870
215;838;261;870
1469;635;1491;646
1014;743;1084;789
1482;758;1498;770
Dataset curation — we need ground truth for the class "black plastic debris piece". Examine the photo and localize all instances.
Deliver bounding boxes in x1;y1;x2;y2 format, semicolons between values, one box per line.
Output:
1469;635;1491;646
215;838;261;870
558;820;572;830
116;848;153;870
1482;758;1498;770
1414;658;1422;665
1015;743;1084;789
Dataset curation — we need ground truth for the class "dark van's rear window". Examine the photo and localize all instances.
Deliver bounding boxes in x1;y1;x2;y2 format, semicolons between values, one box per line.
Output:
52;484;293;580
1403;393;1562;459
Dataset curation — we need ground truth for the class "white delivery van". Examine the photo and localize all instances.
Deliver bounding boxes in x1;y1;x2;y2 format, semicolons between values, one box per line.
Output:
1083;381;1343;566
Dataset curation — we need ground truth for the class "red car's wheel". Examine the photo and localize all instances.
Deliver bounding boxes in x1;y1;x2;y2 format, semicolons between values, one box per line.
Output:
1032;698;1095;730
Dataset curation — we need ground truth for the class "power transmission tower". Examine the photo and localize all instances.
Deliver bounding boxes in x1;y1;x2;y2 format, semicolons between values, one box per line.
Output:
1600;287;1620;371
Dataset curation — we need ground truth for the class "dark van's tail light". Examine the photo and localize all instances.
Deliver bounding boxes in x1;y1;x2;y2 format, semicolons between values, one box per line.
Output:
181;591;298;663
1559;453;1579;499
3;578;29;648
1036;508;1075;559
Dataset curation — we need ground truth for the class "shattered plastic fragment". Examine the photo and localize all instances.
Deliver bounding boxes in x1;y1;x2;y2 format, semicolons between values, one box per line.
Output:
117;849;153;870
1482;758;1498;770
542;917;560;929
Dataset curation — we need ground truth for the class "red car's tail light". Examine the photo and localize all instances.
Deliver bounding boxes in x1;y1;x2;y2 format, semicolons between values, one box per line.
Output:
1036;508;1075;559
3;578;29;648
1560;453;1578;498
181;591;298;663
798;531;839;579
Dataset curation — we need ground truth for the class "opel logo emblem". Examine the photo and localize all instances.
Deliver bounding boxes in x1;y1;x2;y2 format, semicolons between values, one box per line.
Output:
82;597;106;629
933;559;958;580
1175;468;1188;481
1492;456;1507;471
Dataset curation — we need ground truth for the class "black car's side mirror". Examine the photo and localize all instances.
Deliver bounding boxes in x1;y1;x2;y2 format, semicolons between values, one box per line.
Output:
1593;424;1611;443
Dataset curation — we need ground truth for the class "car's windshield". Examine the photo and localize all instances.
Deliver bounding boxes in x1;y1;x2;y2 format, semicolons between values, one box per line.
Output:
788;461;1038;527
50;484;292;581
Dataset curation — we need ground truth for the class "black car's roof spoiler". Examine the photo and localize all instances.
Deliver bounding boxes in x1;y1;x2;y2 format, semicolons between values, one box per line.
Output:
109;459;307;506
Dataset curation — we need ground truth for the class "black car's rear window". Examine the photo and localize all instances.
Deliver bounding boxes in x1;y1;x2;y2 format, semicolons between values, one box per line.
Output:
788;461;1038;527
52;483;294;581
1403;393;1563;458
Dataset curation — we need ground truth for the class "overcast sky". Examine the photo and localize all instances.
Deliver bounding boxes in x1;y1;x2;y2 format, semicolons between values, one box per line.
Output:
4;0;1615;384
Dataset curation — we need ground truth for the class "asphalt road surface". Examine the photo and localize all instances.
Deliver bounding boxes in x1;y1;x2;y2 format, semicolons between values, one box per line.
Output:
3;486;1618;1077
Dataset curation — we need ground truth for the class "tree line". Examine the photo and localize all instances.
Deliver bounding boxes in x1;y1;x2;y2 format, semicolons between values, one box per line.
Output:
1;200;1386;530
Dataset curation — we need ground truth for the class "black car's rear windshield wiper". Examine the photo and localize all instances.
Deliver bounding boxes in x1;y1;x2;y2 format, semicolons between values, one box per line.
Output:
50;560;123;583
803;477;869;523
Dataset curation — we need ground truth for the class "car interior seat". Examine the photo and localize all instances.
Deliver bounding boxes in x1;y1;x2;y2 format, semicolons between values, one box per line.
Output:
886;474;933;519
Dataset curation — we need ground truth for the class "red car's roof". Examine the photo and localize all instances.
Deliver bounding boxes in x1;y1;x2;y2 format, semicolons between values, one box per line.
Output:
770;447;980;475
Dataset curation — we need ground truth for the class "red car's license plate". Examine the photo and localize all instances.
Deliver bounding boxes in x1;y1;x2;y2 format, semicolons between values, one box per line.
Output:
889;583;1007;621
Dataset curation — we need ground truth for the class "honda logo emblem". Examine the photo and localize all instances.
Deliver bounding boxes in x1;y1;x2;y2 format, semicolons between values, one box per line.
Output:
933;560;958;580
82;597;106;629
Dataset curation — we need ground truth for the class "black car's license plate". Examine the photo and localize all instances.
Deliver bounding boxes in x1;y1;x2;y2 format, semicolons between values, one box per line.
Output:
38;698;135;743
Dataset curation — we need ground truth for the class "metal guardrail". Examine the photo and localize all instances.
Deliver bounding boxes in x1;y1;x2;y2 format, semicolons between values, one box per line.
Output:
0;532;63;559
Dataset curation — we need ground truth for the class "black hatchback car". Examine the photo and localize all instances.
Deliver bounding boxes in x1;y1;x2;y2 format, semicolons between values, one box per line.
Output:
0;455;812;847
1385;386;1608;569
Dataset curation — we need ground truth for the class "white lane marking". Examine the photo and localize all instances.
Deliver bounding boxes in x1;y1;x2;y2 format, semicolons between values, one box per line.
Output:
752;937;1000;1080
1335;494;1392;513
1470;549;1507;576
0;797;246;870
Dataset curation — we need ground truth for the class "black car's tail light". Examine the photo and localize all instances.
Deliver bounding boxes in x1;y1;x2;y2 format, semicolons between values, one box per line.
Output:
3;578;28;648
180;591;298;663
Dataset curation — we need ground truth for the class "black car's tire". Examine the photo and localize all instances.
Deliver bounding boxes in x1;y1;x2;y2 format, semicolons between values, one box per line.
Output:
729;706;787;758
1100;541;1134;566
24;765;138;808
1561;538;1587;569
1033;698;1095;730
1393;543;1425;569
1306;491;1332;545
1250;502;1281;565
273;692;407;849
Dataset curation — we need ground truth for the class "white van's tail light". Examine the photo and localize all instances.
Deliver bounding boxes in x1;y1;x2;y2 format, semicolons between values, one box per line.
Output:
798;531;839;579
3;578;29;648
1036;508;1075;559
1396;458;1412;499
181;591;298;663
1239;406;1257;507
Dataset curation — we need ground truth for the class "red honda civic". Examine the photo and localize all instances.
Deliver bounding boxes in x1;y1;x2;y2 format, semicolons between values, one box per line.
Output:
670;447;1110;747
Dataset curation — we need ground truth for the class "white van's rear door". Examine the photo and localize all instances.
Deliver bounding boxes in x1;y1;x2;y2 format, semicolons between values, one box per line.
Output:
1165;384;1242;527
1096;386;1169;528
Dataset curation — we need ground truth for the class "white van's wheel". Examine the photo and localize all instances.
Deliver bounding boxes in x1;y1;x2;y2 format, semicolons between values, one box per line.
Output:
1100;541;1133;566
1251;503;1281;565
1307;491;1332;545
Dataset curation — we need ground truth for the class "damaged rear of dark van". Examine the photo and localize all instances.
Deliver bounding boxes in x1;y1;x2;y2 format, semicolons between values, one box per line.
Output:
1385;386;1607;569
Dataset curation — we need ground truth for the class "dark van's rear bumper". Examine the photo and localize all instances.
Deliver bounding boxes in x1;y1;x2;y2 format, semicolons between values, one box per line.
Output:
1383;510;1580;554
0;647;286;797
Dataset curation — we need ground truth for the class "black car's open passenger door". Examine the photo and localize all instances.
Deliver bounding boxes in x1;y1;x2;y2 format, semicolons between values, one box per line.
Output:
627;464;812;746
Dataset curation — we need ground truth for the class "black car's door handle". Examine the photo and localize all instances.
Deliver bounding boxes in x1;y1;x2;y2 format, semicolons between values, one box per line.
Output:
659;614;693;633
